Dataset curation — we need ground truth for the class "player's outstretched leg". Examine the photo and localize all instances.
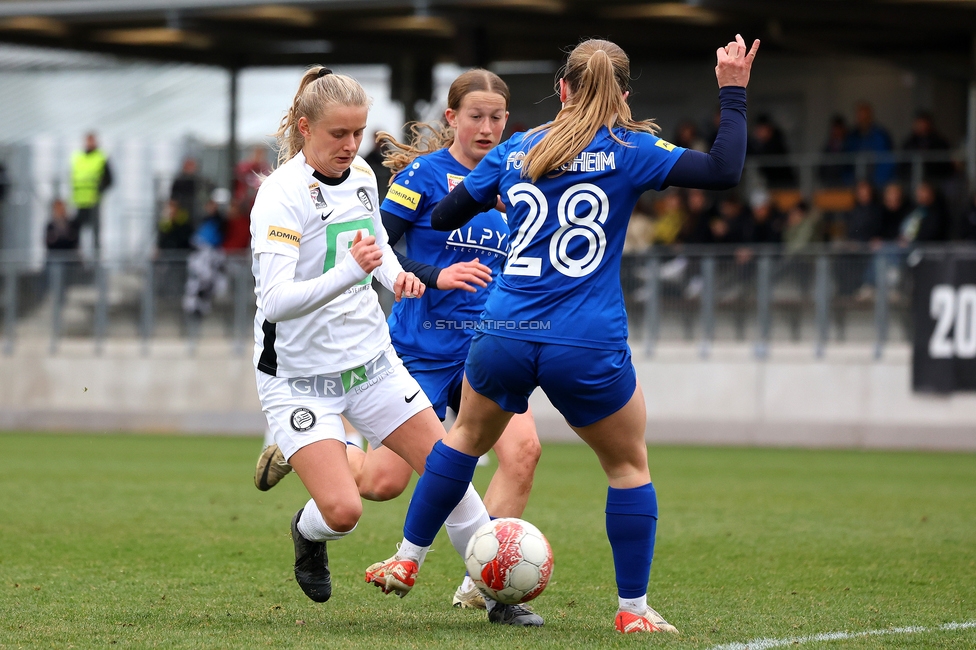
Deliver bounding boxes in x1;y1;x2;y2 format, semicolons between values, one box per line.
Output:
452;576;486;609
255;443;292;491
290;508;332;602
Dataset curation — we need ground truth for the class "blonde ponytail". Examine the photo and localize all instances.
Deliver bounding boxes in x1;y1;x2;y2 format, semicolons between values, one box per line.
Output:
274;66;372;167
521;39;658;182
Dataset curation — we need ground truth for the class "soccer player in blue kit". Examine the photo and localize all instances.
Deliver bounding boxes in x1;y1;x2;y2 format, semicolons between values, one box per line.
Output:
365;36;760;634
352;69;543;624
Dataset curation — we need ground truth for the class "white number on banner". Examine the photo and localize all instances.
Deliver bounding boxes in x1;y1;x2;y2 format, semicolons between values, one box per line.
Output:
928;284;976;359
504;182;610;278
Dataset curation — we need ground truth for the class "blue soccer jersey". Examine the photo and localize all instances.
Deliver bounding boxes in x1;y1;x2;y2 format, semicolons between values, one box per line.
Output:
461;126;685;350
382;148;509;360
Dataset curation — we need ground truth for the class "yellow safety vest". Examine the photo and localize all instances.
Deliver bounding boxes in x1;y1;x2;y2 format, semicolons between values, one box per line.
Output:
71;150;107;208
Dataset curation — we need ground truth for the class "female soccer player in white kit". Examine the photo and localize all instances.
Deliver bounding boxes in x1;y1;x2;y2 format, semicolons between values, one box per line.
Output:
250;67;498;611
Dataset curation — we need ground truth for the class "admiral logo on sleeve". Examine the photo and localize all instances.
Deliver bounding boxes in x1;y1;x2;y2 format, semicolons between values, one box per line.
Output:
655;139;677;152
387;183;421;211
268;226;301;247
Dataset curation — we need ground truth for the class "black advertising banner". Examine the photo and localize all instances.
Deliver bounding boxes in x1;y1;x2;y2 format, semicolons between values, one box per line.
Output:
912;255;976;392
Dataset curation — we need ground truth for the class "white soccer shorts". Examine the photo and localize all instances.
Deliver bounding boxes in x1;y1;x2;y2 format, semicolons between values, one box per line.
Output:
256;345;432;461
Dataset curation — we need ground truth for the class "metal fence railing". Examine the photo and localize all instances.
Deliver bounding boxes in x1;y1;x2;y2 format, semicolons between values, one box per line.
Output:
2;244;968;359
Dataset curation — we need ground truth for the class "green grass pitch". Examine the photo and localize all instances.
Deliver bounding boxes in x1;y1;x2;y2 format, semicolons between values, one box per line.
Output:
1;433;974;649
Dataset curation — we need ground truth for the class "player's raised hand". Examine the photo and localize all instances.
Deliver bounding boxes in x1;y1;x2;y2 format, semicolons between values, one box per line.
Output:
394;271;425;302
350;230;382;274
436;258;493;292
715;34;760;88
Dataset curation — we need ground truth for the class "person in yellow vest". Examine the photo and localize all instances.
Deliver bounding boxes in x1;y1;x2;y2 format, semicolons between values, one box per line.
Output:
71;132;113;251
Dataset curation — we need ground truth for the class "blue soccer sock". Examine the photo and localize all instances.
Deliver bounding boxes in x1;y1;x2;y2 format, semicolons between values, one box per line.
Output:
403;440;480;547
605;483;658;599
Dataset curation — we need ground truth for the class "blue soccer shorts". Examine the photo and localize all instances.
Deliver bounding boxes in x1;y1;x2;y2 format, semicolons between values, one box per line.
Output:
399;354;465;421
464;331;637;428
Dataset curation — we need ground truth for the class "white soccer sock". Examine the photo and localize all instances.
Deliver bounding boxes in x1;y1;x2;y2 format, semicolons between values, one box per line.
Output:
445;483;491;559
618;594;648;615
395;538;429;566
460;574;476;591
297;499;356;542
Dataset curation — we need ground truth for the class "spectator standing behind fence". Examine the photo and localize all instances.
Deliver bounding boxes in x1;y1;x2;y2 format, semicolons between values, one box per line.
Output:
680;188;716;244
743;188;783;244
845;102;894;187
170;157;207;225
70;132;113;253
845;180;883;243
900;180;948;243
901;111;953;183
747;114;795;188
233;146;271;218
651;190;686;246
879;182;910;241
709;192;749;244
157;199;193;251
673;120;708;152
45;198;79;252
820;114;850;186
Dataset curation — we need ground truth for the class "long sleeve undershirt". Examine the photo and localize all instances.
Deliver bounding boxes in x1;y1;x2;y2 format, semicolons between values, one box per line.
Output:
381;209;443;288
259;251;367;323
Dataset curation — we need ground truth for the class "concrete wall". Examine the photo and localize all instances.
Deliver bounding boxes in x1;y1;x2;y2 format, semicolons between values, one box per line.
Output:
1;339;973;451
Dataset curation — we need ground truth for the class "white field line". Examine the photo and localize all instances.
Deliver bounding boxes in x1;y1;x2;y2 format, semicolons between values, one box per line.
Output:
708;620;976;650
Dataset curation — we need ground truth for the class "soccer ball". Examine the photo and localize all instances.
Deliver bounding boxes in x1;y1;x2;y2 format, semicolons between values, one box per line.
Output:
464;517;554;605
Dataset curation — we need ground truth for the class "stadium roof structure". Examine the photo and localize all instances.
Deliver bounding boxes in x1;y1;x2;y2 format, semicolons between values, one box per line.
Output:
0;0;975;79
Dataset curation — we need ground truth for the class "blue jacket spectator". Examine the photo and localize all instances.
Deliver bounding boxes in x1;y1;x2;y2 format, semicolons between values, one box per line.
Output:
845;102;894;186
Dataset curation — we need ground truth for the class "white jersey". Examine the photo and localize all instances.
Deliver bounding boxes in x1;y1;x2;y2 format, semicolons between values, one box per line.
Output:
251;151;400;378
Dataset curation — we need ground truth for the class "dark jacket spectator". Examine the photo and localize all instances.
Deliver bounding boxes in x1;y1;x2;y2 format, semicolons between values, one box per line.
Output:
709;192;749;245
673;120;708;152
679;188;716;244
879;182;910;241
845;102;895;186
170;157;206;225
902;111;953;182
959;194;976;241
157;200;193;250
819;114;850;186
747;114;796;188
845;180;883;242
900;181;948;243
743;189;784;244
45;199;79;251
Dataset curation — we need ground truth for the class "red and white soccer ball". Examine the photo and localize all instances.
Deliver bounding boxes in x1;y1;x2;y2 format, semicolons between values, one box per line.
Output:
464;517;554;605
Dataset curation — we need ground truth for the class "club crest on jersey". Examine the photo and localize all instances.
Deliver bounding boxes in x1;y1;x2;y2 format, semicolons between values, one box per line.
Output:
310;186;328;209
446;173;465;192
290;407;315;432
356;187;374;212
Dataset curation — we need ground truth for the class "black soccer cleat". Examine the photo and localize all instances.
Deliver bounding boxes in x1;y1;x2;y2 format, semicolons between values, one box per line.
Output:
290;508;332;603
487;602;544;627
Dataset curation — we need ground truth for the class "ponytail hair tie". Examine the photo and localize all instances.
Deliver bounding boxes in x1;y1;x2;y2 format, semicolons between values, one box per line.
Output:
317;67;333;78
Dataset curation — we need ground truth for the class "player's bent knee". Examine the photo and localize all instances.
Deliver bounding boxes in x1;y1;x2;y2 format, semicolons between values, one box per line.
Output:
321;501;363;533
360;474;409;502
498;434;542;476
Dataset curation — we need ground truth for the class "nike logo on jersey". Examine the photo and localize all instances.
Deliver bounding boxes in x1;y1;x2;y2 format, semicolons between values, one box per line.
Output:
320;210;334;221
405;390;420;403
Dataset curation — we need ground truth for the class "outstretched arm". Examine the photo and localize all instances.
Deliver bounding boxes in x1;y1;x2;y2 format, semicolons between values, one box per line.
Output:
664;35;759;191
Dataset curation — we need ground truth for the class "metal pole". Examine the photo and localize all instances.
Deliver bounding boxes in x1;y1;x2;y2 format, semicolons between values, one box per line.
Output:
755;254;772;359
140;259;154;355
233;258;250;356
873;254;889;360
227;66;239;193
49;260;64;355
814;255;830;358
94;261;108;355
3;264;16;356
699;256;715;359
642;256;660;358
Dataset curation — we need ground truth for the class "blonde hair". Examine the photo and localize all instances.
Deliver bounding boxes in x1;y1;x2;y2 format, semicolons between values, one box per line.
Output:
377;69;510;183
521;39;658;182
274;66;372;167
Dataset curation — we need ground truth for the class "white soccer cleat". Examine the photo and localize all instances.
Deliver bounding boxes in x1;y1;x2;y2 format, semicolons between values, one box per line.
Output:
614;606;679;634
452;582;487;609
